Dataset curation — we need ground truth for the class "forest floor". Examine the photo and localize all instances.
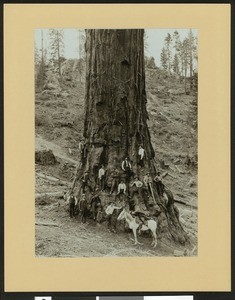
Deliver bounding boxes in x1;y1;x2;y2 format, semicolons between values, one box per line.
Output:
35;64;198;257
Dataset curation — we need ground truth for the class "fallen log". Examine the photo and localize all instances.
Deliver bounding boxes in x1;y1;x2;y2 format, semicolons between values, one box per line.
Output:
35;191;65;200
174;198;197;209
169;165;175;172
173;249;187;257
36;172;69;185
175;165;185;174
159;112;172;122
35;222;59;227
167;172;177;179
174;198;188;205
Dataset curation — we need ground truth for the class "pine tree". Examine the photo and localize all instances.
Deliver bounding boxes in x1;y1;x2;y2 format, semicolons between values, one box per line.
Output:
194;36;198;64
35;30;47;92
187;29;194;78
172;53;180;75
178;40;185;82
182;37;190;92
34;43;40;66
188;30;198;90
164;33;172;74
147;57;156;69
49;29;64;76
160;47;168;71
173;30;183;80
173;30;181;52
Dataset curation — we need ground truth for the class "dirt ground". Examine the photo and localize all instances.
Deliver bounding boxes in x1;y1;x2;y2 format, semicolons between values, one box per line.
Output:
35;194;197;257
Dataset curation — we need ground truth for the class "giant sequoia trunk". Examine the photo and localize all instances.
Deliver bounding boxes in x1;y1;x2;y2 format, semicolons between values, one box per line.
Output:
73;30;155;183
72;29;188;245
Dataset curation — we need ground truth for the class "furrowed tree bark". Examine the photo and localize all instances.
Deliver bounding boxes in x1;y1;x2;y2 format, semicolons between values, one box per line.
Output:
72;29;188;245
74;29;155;180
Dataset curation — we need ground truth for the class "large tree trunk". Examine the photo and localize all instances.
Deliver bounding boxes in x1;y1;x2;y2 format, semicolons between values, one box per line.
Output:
77;30;155;181
72;29;188;245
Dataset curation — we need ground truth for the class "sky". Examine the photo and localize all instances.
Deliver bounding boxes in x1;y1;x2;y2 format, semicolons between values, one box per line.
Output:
35;28;197;67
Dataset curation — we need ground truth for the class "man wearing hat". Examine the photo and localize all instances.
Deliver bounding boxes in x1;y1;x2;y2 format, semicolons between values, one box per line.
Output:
143;172;153;197
128;176;144;210
90;188;102;220
116;179;128;204
121;157;134;193
110;167;120;194
130;176;144;199
79;193;88;223
121;157;134;178
154;171;168;197
80;171;92;193
67;191;77;218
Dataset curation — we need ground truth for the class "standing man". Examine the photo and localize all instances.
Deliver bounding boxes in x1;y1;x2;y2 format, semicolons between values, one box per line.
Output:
154;171;168;197
67;192;77;218
81;171;92;194
105;202;122;232
130;176;144;199
116;180;127;203
110;167;120;194
122;157;132;174
144;172;153;198
121;157;134;191
98;165;105;191
138;145;145;167
90;188;102;220
79;194;88;223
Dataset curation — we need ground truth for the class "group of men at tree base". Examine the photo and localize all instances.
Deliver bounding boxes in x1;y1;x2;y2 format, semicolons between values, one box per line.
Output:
67;190;102;223
66;150;168;232
67;188;163;233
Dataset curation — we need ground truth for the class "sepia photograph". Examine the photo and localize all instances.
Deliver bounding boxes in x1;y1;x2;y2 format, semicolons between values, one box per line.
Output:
34;28;198;257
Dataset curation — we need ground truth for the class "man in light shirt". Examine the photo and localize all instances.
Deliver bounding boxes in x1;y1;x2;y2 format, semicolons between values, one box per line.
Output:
130;176;144;198
105;202;122;215
98;165;105;191
117;180;127;194
116;180;127;202
105;202;122;232
138;145;145;167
